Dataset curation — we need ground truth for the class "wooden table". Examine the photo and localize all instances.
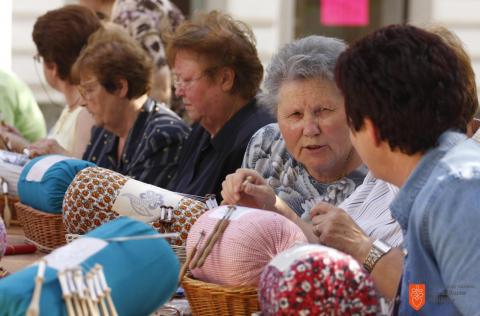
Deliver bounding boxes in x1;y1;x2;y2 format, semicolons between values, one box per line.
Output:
2;225;45;273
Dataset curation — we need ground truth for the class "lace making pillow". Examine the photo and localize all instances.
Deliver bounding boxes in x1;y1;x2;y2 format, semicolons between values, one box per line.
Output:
186;206;308;287
0;217;179;316
259;244;379;315
17;155;95;213
63;167;208;246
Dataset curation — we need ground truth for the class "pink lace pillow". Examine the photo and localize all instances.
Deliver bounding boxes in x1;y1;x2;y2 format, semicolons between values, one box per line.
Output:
259;244;379;315
186;206;307;287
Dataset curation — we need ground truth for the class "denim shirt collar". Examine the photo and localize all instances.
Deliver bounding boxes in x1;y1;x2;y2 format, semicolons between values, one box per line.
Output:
390;130;467;231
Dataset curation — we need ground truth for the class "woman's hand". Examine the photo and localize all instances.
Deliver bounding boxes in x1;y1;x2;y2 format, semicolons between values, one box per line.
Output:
27;139;69;158
221;168;276;211
0;122;21;137
0;128;30;153
311;202;372;262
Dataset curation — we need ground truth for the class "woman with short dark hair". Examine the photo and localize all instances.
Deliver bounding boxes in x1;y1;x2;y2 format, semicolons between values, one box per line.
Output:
74;25;189;187
335;24;480;314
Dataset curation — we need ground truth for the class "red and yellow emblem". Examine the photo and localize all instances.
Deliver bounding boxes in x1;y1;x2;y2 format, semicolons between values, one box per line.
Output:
409;283;426;311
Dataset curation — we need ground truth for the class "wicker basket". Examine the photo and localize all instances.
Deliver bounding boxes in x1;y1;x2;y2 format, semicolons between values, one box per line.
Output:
15;202;67;253
0;195;20;225
182;276;260;316
171;245;186;266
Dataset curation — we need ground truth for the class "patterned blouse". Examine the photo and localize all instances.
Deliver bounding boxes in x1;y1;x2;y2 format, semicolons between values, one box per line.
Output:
82;99;189;188
242;123;367;217
112;0;184;68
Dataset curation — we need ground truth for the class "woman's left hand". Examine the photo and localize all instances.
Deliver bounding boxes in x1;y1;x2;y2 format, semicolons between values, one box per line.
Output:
27;139;69;158
311;202;372;262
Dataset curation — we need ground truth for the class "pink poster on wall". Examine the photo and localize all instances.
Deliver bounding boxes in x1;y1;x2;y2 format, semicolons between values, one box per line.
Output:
320;0;369;26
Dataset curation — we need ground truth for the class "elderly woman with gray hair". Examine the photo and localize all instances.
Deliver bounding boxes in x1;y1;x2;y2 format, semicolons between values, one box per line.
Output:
221;37;403;298
222;35;366;216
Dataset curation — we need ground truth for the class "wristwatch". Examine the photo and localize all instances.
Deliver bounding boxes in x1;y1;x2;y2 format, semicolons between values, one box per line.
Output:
363;239;392;273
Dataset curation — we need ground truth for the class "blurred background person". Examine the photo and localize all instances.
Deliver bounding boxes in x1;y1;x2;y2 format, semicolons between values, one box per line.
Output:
427;25;479;137
0;69;46;145
166;11;274;201
112;0;184;108
74;24;189;187
3;5;102;158
78;0;115;20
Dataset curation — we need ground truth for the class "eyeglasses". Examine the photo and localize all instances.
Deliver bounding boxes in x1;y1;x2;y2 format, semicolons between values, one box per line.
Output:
77;79;100;100
173;72;208;90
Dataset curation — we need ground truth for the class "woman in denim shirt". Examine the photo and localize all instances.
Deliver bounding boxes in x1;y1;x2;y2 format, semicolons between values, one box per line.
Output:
335;24;480;315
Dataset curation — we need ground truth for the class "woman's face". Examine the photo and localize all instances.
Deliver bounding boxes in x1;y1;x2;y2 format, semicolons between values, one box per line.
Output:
277;78;353;180
78;74;119;131
173;50;224;128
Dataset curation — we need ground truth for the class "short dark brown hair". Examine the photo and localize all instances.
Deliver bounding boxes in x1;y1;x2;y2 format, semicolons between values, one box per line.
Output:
166;10;263;101
32;5;101;84
72;24;152;99
335;24;469;155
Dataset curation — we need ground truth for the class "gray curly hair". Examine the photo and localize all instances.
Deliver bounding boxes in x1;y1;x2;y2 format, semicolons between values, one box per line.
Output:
261;35;347;113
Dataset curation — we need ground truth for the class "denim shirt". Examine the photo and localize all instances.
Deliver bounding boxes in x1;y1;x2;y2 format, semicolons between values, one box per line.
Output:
390;130;480;315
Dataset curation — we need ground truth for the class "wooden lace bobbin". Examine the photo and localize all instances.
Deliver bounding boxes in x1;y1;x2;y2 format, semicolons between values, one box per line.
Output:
92;268;109;316
74;269;90;316
192;206;235;269
66;270;84;316
58;270;76;316
95;264;119;316
86;272;101;316
25;260;46;316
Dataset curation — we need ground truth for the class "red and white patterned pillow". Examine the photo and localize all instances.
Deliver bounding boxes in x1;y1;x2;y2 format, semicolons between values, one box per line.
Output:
63;166;208;246
259;244;379;315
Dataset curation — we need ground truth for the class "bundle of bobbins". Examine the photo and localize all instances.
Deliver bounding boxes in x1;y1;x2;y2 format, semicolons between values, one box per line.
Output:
181;206;308;316
0;217;180;316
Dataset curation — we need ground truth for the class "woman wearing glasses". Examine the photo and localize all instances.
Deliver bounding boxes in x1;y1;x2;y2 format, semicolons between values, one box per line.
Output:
17;5;101;158
74;24;189;187
165;11;274;201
